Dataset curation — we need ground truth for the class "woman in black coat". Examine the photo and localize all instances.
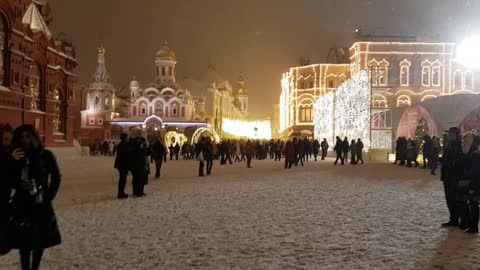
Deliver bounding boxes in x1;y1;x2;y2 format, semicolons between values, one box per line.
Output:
9;125;62;270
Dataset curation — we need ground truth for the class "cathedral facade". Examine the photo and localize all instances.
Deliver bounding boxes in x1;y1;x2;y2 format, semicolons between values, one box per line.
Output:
0;0;77;146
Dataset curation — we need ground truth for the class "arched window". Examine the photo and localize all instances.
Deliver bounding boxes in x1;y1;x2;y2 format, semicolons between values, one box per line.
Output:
104;94;110;110
431;62;442;87
421;61;432;86
465;71;474;90
368;59;389;86
29;64;42;110
161;66;165;76
155;101;164;114
399;60;411;86
453;70;463;90
397;95;411;107
172;104;178;116
140;103;147;115
372;95;387;108
0;17;5;85
298;105;313;123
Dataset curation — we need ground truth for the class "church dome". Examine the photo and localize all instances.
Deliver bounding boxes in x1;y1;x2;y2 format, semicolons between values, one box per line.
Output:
155;42;176;62
130;79;140;89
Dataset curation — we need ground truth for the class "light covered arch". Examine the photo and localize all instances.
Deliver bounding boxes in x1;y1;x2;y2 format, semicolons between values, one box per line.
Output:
372;94;388;108
421;94;437;102
397;95;411;107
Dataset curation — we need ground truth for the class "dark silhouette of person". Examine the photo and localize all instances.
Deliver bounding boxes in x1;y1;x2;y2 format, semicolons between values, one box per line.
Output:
196;137;206;176
350;139;357;164
356;138;364;164
168;144;174;160
150;138;167;180
245;140;255;168
130;135;149;197
174;143;180;160
441;127;462;227
466;135;480;234
422;135;433;169
114;133;130;199
321;138;329;160
334;136;344;165
312;139;320;161
204;138;214;175
284;140;296;169
342;137;350;163
9;125;62;270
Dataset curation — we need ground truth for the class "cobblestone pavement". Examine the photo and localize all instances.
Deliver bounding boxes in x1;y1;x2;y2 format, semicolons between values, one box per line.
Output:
2;157;479;269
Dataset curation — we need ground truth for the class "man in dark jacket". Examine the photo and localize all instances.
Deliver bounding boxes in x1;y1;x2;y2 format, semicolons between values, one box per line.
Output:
334;136;344;165
150;138;167;180
114;133;130;199
312;139;320;161
356;138;364;164
204;138;214;175
130;135;149;197
174;143;180;160
441;127;463;227
342;137;350;163
321;138;329;160
422;135;433;169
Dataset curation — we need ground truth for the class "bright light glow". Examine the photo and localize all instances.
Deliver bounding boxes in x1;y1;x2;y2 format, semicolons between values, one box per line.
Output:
222;118;272;140
192;127;220;144
314;71;372;150
456;35;480;69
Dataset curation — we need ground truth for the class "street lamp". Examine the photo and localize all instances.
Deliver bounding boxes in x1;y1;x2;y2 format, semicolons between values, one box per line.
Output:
456;35;480;69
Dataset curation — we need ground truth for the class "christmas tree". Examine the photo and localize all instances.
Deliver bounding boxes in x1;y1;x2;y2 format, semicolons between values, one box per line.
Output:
415;117;430;141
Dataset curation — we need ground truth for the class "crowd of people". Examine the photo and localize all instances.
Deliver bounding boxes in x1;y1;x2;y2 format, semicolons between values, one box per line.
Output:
88;141;117;156
393;135;442;175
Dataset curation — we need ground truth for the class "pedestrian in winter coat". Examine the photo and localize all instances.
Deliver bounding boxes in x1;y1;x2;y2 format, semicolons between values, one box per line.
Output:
441;127;463;227
312;139;320;161
130;136;149;197
168;144;175;160
430;136;441;175
350;140;357;164
356;138;364;164
295;138;305;166
204;138;214;175
150;138;167;180
174;143;180;160
334;137;344;165
321;138;329;160
196;137;206;176
9;125;62;270
284;140;296;169
114;133;130;198
342;137;350;163
466;135;480;234
422;135;433;169
406;139;419;168
245;140;255;168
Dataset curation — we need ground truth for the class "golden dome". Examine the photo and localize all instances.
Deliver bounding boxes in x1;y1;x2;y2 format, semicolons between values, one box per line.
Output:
155;42;176;61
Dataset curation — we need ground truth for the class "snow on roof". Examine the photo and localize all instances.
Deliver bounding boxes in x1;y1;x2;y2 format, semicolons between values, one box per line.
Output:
22;2;52;40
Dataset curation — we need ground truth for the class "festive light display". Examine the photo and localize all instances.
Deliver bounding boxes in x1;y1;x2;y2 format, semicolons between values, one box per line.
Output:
165;131;188;147
313;92;334;146
192;127;220;144
222;118;272;140
456;35;480;69
314;71;372;150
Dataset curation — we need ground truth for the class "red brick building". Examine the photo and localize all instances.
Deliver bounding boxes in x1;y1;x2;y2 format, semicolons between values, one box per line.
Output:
0;0;77;146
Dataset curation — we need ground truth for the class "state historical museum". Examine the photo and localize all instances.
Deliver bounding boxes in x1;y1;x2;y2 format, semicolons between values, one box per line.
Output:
0;0;77;146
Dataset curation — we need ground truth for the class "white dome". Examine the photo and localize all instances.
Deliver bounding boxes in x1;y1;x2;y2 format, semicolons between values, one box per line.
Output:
130;79;140;88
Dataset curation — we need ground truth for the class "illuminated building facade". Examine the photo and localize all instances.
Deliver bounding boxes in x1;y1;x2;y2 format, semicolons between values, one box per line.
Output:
280;40;480;146
0;0;77;146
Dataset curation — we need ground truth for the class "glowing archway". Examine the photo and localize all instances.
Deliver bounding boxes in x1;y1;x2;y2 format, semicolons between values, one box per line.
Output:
191;127;220;144
165;131;188;147
396;105;439;139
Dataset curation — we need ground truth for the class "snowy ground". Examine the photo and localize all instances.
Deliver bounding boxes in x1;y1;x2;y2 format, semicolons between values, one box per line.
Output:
2;155;480;270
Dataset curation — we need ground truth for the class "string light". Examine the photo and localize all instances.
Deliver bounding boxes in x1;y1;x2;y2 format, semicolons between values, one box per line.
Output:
222;118;272;140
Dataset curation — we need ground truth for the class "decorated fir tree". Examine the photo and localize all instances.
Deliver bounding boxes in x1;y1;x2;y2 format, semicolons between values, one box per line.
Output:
415;117;430;142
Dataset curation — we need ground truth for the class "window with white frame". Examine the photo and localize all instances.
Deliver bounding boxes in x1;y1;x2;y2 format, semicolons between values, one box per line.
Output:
298;105;313;123
399;60;411;86
431;63;442;86
465;71;474;90
369;59;389;86
172;104;178;116
422;65;431;86
140;103;147;115
372;95;387;108
372;111;386;128
453;70;462;90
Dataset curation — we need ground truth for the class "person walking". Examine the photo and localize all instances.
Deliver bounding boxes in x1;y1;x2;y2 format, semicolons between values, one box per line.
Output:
284;140;296;169
342;137;350;163
350;139;357;165
321;138;329;160
196;137;206;177
312;139;320;162
466;135;480;234
275;140;283;161
150;137;167;180
114;133;130;199
334;137;344;165
168;144;174;161
422;135;433;169
205;138;214;175
174;143;180;160
245;140;255;168
441;127;463;227
130;135;149;197
9;125;62;270
430;136;441;175
356;138;365;164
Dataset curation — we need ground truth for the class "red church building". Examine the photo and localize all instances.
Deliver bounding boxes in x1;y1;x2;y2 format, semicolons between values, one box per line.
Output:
0;0;77;146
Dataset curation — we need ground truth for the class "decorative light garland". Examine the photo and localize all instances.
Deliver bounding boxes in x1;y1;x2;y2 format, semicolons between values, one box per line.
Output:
222;118;272;140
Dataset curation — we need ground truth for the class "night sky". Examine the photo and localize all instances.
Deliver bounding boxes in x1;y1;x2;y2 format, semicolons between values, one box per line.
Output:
49;0;479;117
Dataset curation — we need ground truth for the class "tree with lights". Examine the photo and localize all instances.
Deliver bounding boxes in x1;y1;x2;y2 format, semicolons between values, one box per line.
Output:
415;117;430;141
